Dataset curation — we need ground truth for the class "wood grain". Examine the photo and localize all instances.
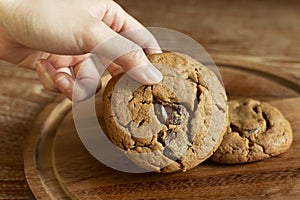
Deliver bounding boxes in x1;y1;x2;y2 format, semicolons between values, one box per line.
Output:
0;62;56;199
1;0;300;199
24;62;300;199
116;0;300;59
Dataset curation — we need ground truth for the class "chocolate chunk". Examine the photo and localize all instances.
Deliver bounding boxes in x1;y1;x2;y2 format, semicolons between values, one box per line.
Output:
154;103;168;124
154;100;183;126
157;131;177;147
164;132;177;146
162;104;174;123
167;113;182;125
154;100;183;148
176;106;183;115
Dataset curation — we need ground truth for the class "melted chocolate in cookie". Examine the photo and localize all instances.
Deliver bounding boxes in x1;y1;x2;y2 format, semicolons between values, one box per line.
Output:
154;99;185;148
154;100;183;126
158;130;177;147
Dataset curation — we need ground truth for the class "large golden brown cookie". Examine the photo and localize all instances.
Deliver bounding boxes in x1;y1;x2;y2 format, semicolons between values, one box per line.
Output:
103;52;227;173
210;98;293;164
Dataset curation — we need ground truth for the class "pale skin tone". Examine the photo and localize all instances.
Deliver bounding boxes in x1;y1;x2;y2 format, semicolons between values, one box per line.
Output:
0;0;163;101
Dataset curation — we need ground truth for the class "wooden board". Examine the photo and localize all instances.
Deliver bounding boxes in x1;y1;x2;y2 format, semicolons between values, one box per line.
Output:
23;59;300;199
1;1;299;198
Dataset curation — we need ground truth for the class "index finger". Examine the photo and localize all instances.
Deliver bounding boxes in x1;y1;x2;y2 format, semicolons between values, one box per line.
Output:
101;1;162;55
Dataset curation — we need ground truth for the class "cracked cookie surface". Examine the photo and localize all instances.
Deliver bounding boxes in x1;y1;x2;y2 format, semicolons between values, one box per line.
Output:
210;98;293;164
103;52;227;173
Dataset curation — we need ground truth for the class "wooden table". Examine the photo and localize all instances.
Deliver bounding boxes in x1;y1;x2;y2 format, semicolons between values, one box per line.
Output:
0;0;299;199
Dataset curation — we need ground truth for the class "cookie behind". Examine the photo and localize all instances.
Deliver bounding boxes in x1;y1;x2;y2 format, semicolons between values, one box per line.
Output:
210;98;293;164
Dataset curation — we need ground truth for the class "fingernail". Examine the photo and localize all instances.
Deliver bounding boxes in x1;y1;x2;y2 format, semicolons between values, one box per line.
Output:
56;68;73;76
145;48;163;55
145;66;163;83
55;76;71;92
127;64;163;84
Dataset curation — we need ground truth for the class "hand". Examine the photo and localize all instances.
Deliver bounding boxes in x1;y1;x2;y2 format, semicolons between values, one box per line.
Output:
0;0;162;101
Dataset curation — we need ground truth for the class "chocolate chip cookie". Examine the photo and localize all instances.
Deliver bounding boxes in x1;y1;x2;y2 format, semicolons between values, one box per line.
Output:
210;98;293;164
103;52;227;173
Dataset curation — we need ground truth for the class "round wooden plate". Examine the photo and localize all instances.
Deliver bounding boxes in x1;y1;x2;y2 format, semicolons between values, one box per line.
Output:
24;59;300;199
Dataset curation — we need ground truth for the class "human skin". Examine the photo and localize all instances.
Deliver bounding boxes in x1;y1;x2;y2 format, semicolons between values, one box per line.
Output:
0;0;162;101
